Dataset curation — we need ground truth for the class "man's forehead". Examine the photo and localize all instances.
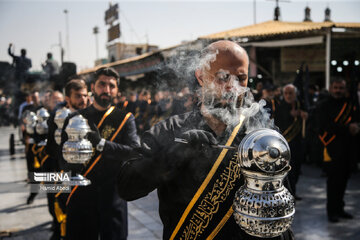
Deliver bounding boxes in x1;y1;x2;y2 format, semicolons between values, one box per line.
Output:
332;82;345;87
284;87;295;93
73;88;87;94
209;56;248;72
96;75;117;83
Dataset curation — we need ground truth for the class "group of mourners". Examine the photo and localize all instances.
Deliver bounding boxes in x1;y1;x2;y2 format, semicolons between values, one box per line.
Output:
16;40;359;240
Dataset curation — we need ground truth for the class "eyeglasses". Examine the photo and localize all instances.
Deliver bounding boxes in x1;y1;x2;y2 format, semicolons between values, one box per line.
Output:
206;71;248;84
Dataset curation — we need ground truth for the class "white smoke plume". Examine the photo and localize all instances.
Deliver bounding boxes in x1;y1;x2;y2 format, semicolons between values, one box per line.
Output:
158;42;274;135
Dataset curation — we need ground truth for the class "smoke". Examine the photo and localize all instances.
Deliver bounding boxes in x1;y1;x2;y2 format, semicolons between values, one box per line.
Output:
160;49;201;89
199;80;274;134
241;97;275;134
157;43;274;135
199;77;246;128
155;42;215;91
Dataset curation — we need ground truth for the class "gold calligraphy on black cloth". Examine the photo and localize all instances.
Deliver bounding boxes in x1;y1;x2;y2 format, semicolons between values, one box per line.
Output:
170;115;245;240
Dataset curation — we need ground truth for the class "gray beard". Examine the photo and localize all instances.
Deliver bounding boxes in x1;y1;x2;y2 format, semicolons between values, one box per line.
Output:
202;94;240;127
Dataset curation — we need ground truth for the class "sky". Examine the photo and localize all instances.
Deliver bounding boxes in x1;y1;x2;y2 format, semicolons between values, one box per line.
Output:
0;0;360;72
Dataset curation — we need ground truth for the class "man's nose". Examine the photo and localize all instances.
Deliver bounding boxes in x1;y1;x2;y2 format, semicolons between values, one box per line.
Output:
225;76;236;91
104;85;111;93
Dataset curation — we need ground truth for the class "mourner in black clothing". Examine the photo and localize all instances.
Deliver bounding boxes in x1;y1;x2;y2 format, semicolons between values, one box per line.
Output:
62;68;140;240
261;84;276;118
136;90;151;133
21;91;42;205
47;79;88;171
125;91;139;116
316;78;360;223
90;41;294;239
45;78;88;239
274;84;308;200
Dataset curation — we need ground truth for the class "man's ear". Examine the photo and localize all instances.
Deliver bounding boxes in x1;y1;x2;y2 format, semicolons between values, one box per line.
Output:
65;96;70;105
91;83;94;93
195;69;204;87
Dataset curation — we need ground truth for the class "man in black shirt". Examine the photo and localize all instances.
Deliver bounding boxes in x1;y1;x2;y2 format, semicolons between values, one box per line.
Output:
21;91;42;205
44;78;88;239
94;41;293;239
8;43;32;86
274;84;308;200
316;78;360;223
63;68;139;240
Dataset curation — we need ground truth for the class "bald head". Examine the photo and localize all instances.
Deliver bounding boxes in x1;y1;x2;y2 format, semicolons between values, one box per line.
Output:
199;40;249;71
283;84;297;104
204;40;248;60
196;40;249;94
195;41;249;124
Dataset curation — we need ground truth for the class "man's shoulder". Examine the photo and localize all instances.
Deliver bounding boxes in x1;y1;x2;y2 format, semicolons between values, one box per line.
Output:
315;96;334;110
154;111;195;131
145;111;197;143
315;97;350;119
107;106;134;122
76;105;95;117
277;99;289;108
19;101;29;109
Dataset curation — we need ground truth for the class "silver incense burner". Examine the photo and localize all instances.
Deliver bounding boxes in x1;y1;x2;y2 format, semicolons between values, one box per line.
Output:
233;128;295;238
24;111;37;135
62;114;93;164
62;114;93;186
35;108;50;146
35;107;50;135
54;107;71;145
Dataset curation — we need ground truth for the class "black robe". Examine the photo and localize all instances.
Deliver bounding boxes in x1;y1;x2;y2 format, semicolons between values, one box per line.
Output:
114;109;293;240
62;105;140;240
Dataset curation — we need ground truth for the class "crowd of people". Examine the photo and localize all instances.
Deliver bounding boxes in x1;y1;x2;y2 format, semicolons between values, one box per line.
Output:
1;40;360;239
253;79;360;224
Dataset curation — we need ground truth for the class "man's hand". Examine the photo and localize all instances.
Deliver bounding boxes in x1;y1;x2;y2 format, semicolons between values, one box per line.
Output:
300;110;308;120
181;129;218;147
349;123;360;136
290;109;300;118
86;123;101;147
163;130;218;171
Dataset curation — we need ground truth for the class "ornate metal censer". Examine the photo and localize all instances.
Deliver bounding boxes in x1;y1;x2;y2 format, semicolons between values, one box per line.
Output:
24;111;37;135
62;114;93;186
54;107;71;145
35;108;50;146
233;128;295;238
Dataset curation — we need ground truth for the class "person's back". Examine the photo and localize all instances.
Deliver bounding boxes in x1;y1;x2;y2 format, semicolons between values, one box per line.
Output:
8;44;32;85
18;55;32;73
8;44;32;75
42;53;59;77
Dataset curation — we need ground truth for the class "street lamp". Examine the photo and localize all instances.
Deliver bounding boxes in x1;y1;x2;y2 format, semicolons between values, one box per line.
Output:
93;26;99;61
64;9;70;61
51;32;64;65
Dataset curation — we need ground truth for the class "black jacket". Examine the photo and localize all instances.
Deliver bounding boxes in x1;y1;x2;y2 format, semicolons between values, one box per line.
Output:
62;105;140;239
114;109;293;240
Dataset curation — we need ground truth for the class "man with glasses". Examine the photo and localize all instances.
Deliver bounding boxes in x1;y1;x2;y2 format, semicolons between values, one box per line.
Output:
93;40;294;239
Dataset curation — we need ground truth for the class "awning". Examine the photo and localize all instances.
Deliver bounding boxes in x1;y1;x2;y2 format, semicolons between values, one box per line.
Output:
241;36;324;47
199;20;360;40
